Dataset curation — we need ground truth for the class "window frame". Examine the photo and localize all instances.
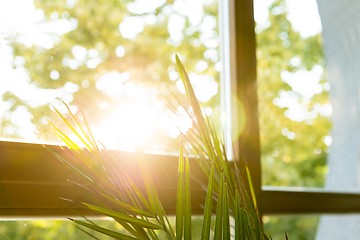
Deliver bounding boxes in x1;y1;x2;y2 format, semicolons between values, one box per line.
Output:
232;0;360;215
0;141;206;217
1;0;360;219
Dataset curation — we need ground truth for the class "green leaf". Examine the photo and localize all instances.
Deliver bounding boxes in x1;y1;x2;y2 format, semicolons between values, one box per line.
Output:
136;151;176;239
47;147;94;184
201;165;214;240
214;173;224;239
175;55;214;160
49;121;81;150
72;224;102;240
70;218;139;240
101;194;155;218
82;203;162;229
184;152;192;240
176;143;184;240
52;105;92;150
234;191;241;240
246;166;257;210
222;181;230;240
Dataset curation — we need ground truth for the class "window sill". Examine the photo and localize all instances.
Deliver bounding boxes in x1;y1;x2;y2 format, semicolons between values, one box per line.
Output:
0;141;206;218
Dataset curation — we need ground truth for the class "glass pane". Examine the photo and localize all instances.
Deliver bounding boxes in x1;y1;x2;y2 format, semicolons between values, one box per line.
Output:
0;220;117;240
264;214;360;239
263;214;319;239
256;0;360;193
254;0;331;188
0;217;208;239
0;0;221;153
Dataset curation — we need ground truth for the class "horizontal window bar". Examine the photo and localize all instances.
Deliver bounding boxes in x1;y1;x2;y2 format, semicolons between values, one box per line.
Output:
259;188;360;214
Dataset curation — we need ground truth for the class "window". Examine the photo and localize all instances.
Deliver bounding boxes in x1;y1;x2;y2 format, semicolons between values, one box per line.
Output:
0;0;221;217
254;0;360;238
0;0;221;153
255;0;330;189
2;0;360;238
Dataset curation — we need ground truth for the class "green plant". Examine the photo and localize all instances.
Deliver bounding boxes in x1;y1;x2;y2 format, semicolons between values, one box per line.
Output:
50;56;271;239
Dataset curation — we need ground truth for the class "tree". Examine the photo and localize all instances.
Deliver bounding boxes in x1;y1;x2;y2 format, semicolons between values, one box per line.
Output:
1;0;330;238
256;0;330;237
257;0;329;189
4;0;220;151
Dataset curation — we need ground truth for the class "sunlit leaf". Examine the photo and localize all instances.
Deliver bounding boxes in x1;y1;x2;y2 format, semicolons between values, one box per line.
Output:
82;203;162;229
176;143;184;240
70;218;139;240
184;152;192;240
214;173;224;239
201;165;214;240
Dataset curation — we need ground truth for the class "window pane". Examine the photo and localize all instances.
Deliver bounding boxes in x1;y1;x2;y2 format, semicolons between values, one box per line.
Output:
0;220;117;239
254;0;331;188
264;214;360;239
263;214;319;239
256;0;360;194
0;217;208;239
0;0;221;153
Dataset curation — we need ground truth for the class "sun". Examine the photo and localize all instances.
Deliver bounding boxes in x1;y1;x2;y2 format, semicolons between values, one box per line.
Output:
92;82;174;152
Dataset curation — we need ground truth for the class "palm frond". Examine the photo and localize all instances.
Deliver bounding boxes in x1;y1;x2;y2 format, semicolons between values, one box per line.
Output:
69;218;139;240
50;55;272;240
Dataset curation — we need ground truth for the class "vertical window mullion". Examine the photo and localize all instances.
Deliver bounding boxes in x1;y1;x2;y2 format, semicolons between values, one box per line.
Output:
232;0;262;194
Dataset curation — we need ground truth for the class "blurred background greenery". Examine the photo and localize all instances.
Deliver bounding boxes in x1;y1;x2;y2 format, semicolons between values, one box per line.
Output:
0;0;330;238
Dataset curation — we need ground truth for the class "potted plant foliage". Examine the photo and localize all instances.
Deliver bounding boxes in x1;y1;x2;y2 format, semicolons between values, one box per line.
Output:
50;56;271;239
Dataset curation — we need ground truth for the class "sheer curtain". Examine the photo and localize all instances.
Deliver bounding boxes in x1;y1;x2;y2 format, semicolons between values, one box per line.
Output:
316;0;360;238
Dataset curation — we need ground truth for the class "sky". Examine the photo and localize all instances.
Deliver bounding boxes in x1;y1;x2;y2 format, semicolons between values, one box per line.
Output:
254;0;322;37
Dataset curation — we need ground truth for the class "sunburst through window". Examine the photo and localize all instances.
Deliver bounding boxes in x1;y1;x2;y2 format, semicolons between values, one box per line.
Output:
0;0;221;153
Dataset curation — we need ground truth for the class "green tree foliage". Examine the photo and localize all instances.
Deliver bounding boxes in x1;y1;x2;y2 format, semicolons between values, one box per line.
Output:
256;0;330;188
263;215;319;240
256;0;330;237
0;218;209;240
1;0;330;238
3;0;329;186
4;0;220;149
0;220;118;240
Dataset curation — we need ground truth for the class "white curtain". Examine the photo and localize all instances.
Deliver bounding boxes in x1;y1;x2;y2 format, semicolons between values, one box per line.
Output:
316;0;360;239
